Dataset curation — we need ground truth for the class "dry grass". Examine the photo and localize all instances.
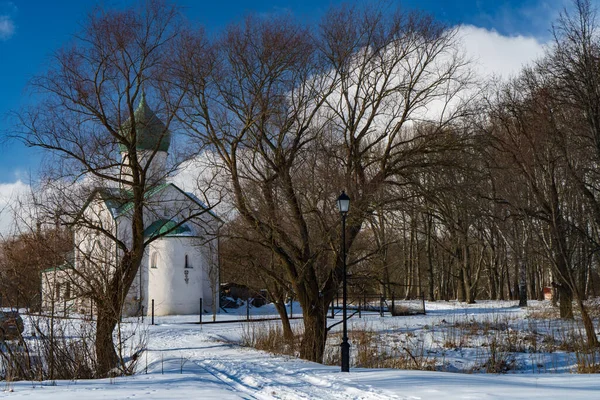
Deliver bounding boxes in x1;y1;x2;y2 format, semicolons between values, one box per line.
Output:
0;314;146;381
575;349;600;373
324;326;438;371
239;302;600;374
470;337;518;373
0;317;97;381
527;306;561;320
239;323;301;356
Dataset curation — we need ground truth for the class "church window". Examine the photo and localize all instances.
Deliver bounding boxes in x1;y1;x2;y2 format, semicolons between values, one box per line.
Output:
65;282;71;299
151;252;158;269
184;254;192;268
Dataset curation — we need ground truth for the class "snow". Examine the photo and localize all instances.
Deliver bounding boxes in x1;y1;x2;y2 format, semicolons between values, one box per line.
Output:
4;301;600;399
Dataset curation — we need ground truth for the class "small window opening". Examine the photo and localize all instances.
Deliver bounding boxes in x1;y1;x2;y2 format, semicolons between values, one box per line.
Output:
184;254;192;269
151;252;158;269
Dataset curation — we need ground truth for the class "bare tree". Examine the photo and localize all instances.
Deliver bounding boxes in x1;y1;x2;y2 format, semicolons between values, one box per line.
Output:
11;1;218;376
0;227;71;310
486;70;599;346
179;4;470;362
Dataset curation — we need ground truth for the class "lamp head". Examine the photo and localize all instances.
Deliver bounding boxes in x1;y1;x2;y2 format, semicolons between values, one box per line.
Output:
337;191;350;214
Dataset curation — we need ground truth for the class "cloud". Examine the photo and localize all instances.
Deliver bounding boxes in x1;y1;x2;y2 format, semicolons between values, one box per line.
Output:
458;25;547;80
0;180;30;236
171;152;235;220
409;26;547;123
0;15;14;40
0;1;17;41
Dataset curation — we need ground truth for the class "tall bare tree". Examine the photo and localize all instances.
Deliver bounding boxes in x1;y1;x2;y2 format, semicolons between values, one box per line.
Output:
179;4;471;362
10;1;217;375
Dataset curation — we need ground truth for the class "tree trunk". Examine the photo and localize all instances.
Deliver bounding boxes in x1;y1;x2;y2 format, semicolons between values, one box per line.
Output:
518;245;528;308
457;267;466;302
558;285;573;319
273;297;294;342
299;302;327;362
461;243;475;304
505;255;513;300
488;251;498;300
426;217;435;301
498;252;506;300
577;298;599;347
96;306;119;376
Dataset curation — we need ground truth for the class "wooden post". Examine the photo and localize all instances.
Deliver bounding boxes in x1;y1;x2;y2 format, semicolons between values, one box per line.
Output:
363;292;366;312
199;298;203;324
246;298;250;321
151;299;155;325
358;297;361;318
391;293;395;316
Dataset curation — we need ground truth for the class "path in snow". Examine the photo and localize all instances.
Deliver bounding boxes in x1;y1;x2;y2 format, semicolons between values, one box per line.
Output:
147;326;402;400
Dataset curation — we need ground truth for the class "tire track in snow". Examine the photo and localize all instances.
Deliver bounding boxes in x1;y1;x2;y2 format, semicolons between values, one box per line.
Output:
190;356;402;400
149;328;402;399
190;358;262;400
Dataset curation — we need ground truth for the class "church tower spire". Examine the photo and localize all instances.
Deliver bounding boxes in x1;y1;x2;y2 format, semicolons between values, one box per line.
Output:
119;93;170;186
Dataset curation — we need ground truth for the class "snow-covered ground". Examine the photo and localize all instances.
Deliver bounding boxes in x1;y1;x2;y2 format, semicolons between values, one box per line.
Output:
4;300;600;399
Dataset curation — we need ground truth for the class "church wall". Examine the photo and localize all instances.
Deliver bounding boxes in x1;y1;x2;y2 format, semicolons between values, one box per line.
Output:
146;237;214;316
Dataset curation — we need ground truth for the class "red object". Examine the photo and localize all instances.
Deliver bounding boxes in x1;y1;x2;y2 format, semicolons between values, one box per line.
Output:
542;287;553;300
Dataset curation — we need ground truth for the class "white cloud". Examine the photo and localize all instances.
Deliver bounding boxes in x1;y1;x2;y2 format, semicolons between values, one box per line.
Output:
458;25;547;80
171;152;235;220
0;15;15;40
0;1;17;41
0;180;30;236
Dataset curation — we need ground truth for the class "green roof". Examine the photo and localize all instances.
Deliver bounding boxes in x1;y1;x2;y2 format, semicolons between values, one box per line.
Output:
118;92;171;152
82;183;220;222
42;264;74;273
144;219;192;238
116;182;170;215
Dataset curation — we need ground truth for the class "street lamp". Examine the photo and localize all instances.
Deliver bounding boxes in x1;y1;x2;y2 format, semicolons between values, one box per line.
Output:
337;190;350;372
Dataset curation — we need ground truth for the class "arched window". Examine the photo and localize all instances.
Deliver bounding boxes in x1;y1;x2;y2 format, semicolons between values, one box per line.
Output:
151;252;158;269
184;254;191;269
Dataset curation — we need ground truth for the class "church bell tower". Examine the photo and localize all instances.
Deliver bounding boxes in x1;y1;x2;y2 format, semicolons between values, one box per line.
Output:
119;93;171;187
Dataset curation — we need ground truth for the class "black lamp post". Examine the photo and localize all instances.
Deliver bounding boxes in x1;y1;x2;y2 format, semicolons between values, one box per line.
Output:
337;190;350;372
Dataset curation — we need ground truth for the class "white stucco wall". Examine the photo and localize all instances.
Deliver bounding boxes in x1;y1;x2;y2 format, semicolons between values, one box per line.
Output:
144;237;216;316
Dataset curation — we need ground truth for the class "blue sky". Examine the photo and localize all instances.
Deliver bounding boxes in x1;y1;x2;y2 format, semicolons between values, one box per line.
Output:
0;0;571;184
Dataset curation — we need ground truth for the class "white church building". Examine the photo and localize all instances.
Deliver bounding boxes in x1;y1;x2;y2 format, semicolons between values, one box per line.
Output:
42;95;220;317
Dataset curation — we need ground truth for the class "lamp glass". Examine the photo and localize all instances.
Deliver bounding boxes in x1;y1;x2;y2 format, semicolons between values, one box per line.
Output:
337;191;350;213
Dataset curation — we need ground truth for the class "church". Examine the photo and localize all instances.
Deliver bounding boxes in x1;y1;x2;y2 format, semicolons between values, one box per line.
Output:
41;95;220;317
